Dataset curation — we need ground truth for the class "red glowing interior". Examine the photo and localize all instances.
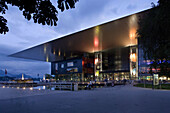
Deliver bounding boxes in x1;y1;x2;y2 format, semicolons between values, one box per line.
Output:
94;36;99;47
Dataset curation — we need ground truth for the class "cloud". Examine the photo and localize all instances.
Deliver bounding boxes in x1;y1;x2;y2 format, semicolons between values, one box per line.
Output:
0;5;60;50
127;4;137;10
111;8;118;15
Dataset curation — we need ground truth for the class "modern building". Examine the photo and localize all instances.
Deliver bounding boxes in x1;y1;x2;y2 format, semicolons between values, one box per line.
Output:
11;9;153;82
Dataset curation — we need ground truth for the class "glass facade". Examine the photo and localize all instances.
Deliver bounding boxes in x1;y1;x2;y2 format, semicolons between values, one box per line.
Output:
130;46;138;79
82;56;94;81
138;44;154;78
51;46;140;82
138;42;158;80
51;58;84;82
102;47;130;72
95;47;131;81
56;73;82;82
100;72;130;81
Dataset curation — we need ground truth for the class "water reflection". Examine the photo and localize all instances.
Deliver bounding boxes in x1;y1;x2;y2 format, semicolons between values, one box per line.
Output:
1;85;103;91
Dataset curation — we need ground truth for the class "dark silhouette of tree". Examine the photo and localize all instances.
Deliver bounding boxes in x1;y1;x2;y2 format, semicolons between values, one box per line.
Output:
137;0;170;77
0;0;79;34
45;73;52;79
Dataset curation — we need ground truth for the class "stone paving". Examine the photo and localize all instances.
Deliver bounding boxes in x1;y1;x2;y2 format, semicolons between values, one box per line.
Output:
0;85;170;113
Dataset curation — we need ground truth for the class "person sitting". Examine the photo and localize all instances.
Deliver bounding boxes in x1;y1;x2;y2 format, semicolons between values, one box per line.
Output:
104;78;108;86
87;81;93;89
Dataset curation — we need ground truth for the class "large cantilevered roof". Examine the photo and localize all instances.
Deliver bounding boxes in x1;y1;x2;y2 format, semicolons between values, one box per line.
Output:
10;9;148;62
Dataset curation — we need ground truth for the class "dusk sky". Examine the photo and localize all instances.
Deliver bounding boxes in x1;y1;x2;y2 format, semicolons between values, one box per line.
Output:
0;0;158;77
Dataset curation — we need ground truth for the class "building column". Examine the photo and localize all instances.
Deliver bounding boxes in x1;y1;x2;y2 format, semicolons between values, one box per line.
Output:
130;46;138;80
94;52;102;81
81;73;84;82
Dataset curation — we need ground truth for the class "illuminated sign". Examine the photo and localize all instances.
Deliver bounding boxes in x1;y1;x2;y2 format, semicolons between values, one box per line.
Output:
153;74;159;85
95;71;99;76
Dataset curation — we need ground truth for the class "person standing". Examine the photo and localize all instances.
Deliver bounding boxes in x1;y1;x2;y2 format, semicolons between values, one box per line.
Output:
112;80;115;87
94;79;97;88
123;79;126;85
104;78;108;86
5;69;7;75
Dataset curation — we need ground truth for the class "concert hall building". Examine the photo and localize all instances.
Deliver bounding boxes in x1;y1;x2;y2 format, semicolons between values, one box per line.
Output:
11;9;153;82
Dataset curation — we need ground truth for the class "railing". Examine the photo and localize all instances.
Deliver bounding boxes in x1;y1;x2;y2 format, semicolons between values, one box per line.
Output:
54;82;73;91
0;81;78;91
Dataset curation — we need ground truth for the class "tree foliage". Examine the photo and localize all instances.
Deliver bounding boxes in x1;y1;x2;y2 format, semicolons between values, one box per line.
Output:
137;0;170;77
45;74;52;79
0;0;79;34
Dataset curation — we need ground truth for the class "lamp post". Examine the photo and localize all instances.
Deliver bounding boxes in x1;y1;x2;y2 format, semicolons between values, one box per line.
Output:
152;74;154;89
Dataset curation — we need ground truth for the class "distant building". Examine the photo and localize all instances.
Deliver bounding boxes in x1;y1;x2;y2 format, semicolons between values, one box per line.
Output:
13;74;33;83
21;74;24;80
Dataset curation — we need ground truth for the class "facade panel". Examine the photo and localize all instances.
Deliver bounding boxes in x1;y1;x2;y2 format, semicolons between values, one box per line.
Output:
52;58;83;75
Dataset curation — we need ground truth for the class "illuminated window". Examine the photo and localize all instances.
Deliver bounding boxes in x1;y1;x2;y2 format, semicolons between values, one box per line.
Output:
130;53;136;62
67;68;78;72
56;63;58;70
67;62;74;67
95;58;99;64
61;64;64;68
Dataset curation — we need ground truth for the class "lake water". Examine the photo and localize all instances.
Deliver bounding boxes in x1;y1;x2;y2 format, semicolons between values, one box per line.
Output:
0;85;102;91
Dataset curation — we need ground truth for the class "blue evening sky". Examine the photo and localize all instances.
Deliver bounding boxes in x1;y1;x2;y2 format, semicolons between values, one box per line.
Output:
0;0;158;77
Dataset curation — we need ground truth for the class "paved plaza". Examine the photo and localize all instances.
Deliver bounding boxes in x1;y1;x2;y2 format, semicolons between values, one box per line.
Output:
0;85;170;113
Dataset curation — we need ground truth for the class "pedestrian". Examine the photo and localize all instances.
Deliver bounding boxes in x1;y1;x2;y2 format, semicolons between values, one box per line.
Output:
89;81;92;88
95;79;96;84
87;81;92;89
104;78;108;86
112;80;115;87
123;79;126;85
